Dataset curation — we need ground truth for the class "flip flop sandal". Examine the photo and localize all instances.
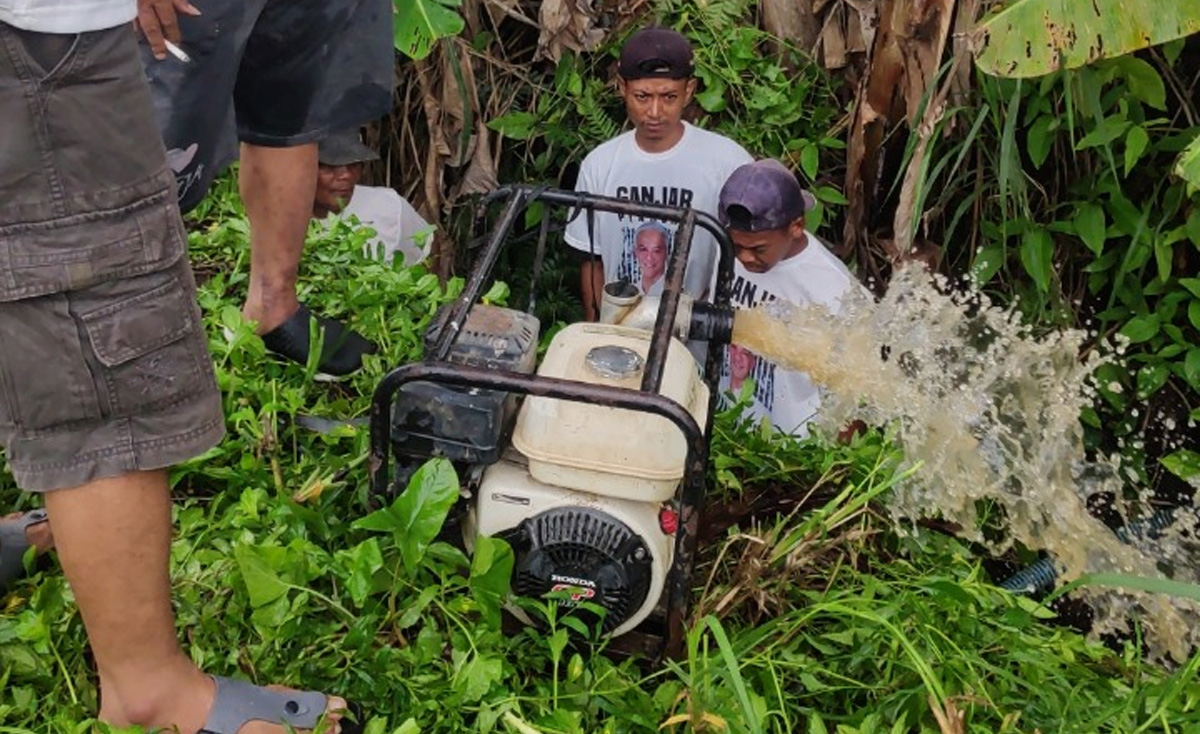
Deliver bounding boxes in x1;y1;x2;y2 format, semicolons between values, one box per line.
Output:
199;676;362;734
260;305;377;379
0;509;49;592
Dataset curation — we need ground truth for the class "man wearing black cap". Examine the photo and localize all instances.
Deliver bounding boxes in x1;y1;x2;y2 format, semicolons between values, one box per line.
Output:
565;26;753;319
313;130;432;268
717;159;864;437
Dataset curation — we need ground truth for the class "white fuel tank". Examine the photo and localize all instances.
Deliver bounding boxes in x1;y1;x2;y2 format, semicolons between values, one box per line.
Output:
511;323;709;502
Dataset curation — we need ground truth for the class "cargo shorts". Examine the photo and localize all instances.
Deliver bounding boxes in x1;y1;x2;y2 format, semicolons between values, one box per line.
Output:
0;21;225;492
142;0;394;213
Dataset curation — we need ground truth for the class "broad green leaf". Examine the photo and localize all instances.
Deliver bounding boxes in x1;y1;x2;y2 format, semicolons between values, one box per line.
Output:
800;140;820;181
1076;116;1131;150
1175;132;1200;195
397;586;440;630
1027;116;1055;168
1136;363;1168;398
1020;228;1054;292
972;244;1005;285
1191;299;1200;330
486;111;538;141
975;0;1200;78
1187;347;1200;388
1185;279;1200;299
353;458;460;573
1154;239;1174;282
1124;125;1150;175
1115;57;1167;110
695;76;728;112
234;544;288;608
469;536;515;629
1074;203;1107;256
344;538;384;607
1162;449;1200;480
1187;209;1200;247
394;0;465;60
814;185;849;206
457;654;503;703
1119;315;1160;344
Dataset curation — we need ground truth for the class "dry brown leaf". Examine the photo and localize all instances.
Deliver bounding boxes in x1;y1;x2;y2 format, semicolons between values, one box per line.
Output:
459;117;500;197
537;0;605;63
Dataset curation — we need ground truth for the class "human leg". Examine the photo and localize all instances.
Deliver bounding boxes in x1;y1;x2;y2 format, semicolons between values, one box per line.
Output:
231;0;393;374
1;19;356;733
44;471;349;733
239;141;317;333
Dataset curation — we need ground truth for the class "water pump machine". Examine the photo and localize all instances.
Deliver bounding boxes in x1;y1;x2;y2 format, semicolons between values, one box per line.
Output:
369;185;736;659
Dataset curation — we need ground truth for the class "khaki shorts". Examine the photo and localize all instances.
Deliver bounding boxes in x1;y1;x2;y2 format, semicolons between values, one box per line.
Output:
0;21;224;492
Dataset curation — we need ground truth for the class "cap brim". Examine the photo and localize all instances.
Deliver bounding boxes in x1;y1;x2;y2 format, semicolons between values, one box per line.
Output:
318;140;380;167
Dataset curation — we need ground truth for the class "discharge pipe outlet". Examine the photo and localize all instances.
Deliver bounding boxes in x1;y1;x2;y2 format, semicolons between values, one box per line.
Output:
599;281;734;344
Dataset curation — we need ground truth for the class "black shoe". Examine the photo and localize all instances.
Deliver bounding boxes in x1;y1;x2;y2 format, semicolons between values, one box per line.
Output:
260;305;377;377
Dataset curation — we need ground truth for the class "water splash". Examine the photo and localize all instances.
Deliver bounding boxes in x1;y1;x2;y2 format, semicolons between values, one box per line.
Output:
731;264;1199;662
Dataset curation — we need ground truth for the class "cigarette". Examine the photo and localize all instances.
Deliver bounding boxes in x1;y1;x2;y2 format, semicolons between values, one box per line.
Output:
164;40;191;63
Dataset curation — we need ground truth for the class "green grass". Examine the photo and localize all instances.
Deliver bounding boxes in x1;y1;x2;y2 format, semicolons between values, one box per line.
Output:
3;192;1200;733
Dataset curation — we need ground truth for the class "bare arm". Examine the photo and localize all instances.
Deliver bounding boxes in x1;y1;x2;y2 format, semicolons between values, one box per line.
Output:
580;258;605;322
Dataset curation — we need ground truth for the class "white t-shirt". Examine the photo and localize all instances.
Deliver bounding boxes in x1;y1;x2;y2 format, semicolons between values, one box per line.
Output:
328;185;432;267
720;233;863;437
0;0;134;32
564;123;752;299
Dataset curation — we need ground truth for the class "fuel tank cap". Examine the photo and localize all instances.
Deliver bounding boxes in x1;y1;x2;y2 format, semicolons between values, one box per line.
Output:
585;345;644;380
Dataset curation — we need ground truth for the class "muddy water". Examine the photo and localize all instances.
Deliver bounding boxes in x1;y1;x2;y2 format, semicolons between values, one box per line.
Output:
731;265;1199;662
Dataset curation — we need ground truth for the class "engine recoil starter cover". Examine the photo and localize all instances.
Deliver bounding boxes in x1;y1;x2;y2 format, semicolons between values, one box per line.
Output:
503;507;653;634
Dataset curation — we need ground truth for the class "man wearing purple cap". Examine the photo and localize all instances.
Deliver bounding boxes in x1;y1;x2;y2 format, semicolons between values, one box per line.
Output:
718;159;864;437
565;26;753;319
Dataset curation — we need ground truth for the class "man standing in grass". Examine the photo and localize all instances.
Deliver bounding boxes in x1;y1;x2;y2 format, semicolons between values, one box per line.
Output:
565;26;753;319
716;159;864;437
137;0;393;377
1;2;356;731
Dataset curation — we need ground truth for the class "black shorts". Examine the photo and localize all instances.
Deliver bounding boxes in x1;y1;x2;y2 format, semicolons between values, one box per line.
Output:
141;0;394;212
0;22;224;492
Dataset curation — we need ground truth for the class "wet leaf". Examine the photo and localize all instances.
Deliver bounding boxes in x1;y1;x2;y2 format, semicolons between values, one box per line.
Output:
972;244;1005;286
1119;315;1160;344
1162;449;1200;480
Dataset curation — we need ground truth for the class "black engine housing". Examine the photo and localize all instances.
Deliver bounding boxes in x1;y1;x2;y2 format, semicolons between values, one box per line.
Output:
502;507;653;635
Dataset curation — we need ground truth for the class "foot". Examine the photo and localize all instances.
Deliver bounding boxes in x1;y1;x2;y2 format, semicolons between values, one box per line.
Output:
1;511;54;553
101;666;355;734
259;304;377;377
0;510;54;591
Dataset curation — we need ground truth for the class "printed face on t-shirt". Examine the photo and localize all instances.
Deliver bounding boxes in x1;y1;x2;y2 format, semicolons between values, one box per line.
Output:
634;226;668;289
315;162;364;216
618;77;696;150
728;343;756;391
